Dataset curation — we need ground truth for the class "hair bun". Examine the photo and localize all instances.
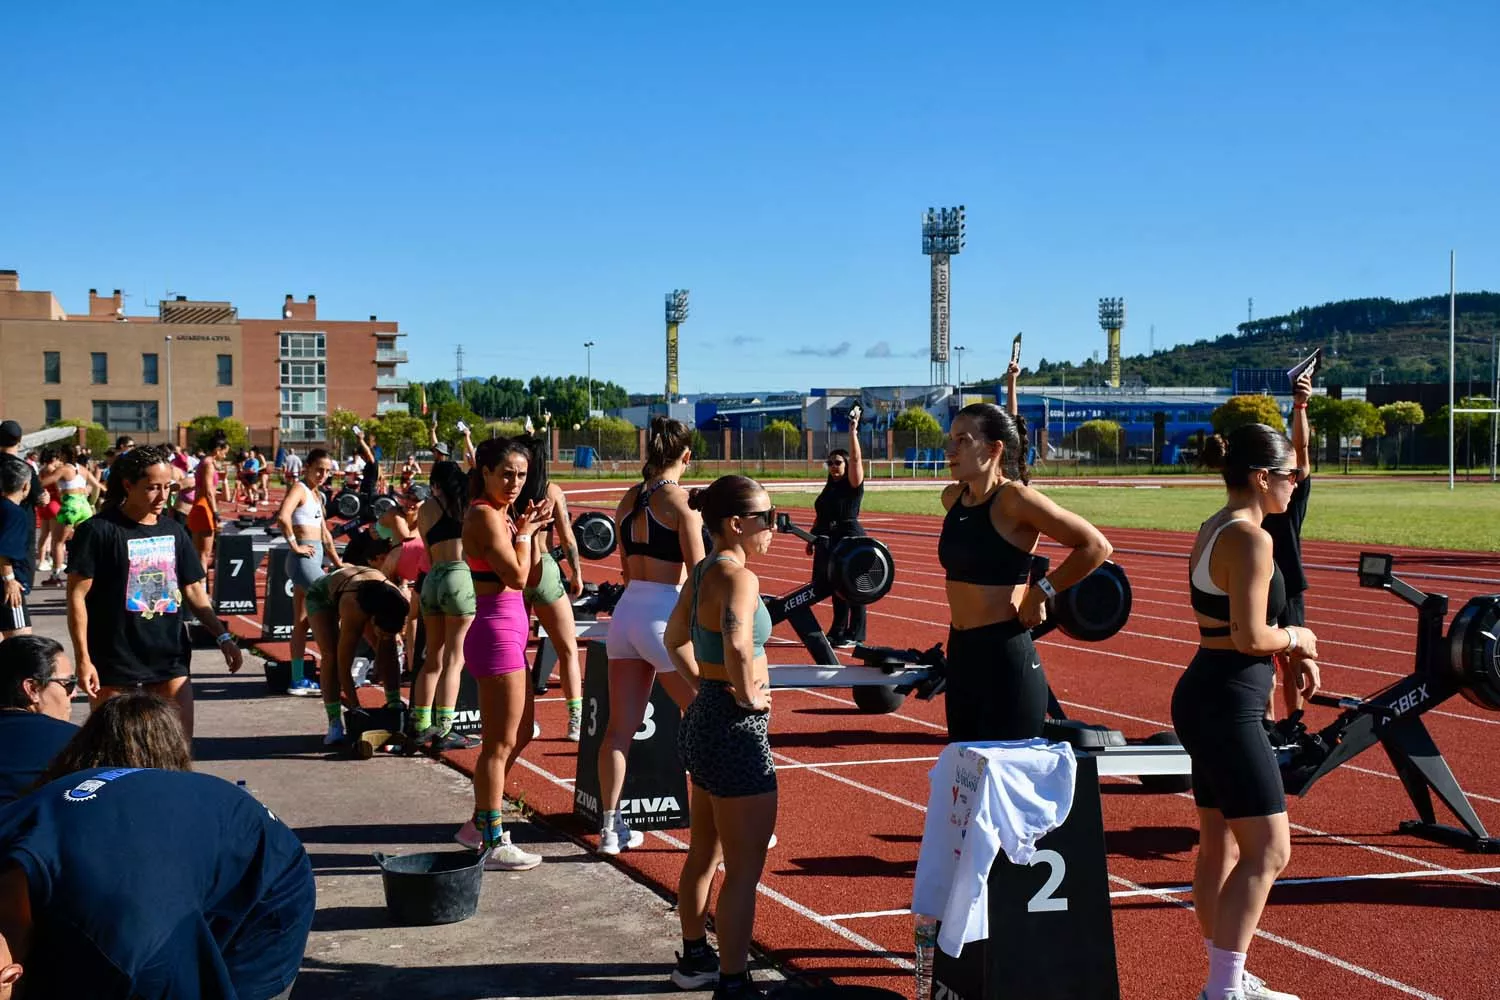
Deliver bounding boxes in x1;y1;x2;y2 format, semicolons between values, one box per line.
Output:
686;487;707;511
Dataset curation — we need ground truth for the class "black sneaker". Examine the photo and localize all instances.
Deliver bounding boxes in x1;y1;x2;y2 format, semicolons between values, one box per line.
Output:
712;974;764;999
670;945;720;990
831;638;858;649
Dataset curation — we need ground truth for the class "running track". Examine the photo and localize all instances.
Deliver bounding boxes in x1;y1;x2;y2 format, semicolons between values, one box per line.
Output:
228;486;1500;999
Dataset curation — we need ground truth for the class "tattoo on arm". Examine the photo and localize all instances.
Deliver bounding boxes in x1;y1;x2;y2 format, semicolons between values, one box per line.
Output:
564;542;581;578
1231;622;1239;631
722;606;742;635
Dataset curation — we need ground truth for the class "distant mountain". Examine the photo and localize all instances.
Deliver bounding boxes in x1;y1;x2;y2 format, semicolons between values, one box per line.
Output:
997;293;1500;389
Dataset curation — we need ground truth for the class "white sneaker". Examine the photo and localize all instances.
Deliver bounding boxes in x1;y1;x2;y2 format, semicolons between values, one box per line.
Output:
533;720;541;739
323;720;346;745
1197;991;1245;1000
454;819;482;850
567;714;582;742
598;821;645;855
482;831;541;871
1241;972;1299;1000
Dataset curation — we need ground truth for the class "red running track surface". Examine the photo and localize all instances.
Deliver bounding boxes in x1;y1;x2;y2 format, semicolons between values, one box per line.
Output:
226;488;1500;1000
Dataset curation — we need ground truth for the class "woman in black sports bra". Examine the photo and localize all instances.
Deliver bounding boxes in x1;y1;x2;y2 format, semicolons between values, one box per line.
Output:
939;403;1112;741
1171;423;1318;1000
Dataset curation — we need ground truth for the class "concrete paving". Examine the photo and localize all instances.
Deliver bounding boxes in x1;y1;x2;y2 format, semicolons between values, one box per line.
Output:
26;583;784;1000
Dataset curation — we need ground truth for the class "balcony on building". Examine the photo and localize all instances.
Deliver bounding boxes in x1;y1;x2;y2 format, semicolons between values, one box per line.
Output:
376;399;410;415
375;346;409;364
375;374;409;390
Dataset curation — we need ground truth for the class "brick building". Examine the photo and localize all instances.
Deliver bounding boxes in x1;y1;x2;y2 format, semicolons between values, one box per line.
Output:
0;269;407;447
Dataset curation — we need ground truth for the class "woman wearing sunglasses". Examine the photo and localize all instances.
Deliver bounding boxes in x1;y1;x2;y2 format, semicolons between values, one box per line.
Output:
810;405;866;648
664;475;778;999
940;402;1112;741
0;635;78;807
1174;423;1319;1000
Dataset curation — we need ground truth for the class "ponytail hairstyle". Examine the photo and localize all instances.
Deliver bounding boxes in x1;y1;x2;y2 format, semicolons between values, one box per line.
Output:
955;403;1031;485
102;445;170;511
509;435;551;518
467;436;531;503
687;474;765;537
428;460;468;522
643;416;693;480
1200;423;1292;490
58;443;79;465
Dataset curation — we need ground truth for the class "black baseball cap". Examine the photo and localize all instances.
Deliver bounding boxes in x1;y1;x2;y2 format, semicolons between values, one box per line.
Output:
0;420;22;447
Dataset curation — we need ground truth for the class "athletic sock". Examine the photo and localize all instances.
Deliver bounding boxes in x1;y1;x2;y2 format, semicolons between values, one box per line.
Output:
411;706;432;733
682;935;711;958
434;706;455;735
324;701;342;723
566;697;582;720
290;657;305;685
385;690;403;709
474;808;505;849
1205;944;1246;999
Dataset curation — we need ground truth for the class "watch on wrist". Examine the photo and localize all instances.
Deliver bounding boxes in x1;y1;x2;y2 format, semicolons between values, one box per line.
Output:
1035;577;1058;600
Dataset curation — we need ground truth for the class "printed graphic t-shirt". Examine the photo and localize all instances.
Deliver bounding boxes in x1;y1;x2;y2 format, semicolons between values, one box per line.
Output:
0;767;314;1000
67;506;206;675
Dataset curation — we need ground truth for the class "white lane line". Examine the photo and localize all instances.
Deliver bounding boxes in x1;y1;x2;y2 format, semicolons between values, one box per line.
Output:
772;751;929;812
774;756;941;771
1104;872;1447;1000
1108;865;1500;899
823;907;912;920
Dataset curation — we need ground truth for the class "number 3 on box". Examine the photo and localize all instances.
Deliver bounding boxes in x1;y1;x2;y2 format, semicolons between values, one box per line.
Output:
1027;850;1068;912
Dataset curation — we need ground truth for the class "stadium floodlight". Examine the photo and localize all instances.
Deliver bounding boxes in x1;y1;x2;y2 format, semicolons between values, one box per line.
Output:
922;206;965;387
921;205;966;257
1098;297;1126;330
665;290;690;400
665;289;690;325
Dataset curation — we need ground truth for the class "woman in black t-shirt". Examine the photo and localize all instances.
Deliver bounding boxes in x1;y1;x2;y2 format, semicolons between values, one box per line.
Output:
811;406;866;647
66;447;243;739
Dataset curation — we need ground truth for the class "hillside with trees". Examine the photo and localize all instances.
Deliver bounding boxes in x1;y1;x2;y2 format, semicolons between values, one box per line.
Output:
998;292;1500;389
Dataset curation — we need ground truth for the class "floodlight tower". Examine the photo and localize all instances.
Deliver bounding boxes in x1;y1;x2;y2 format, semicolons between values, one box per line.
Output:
664;289;689;402
1098;297;1126;389
921;206;965;387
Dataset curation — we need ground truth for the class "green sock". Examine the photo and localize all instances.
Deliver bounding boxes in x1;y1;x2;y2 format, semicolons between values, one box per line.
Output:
566;698;582;720
385;690;403;709
434;706;455;736
290;658;305;684
411;706;432;732
324;701;341;723
474;808;505;849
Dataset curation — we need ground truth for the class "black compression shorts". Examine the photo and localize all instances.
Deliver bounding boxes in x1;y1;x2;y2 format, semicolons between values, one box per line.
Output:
944;619;1048;742
1171;647;1286;818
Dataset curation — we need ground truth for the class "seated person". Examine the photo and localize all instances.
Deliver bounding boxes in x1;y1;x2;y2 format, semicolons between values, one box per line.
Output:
0;636;78;806
0;767;313;1000
303;564;411;744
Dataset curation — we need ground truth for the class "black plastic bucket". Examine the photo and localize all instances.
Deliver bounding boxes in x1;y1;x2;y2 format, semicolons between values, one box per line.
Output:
373;849;486;926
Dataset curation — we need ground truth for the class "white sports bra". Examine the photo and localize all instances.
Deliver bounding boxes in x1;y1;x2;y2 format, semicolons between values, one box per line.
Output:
1190;516;1246;597
290;484;324;526
59;467;88;491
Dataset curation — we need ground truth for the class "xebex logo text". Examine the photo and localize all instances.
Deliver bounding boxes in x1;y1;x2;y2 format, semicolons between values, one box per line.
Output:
1391;684;1429;718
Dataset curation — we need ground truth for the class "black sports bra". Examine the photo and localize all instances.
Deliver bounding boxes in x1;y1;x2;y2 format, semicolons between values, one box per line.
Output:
938;484;1033;586
1190;517;1287;637
426;511;462;546
620;481;684;563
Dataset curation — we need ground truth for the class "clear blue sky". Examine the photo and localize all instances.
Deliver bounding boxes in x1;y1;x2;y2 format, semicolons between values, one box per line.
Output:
5;2;1497;394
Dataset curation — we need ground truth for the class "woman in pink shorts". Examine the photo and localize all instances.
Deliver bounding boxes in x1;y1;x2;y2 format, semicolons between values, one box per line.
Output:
459;437;553;872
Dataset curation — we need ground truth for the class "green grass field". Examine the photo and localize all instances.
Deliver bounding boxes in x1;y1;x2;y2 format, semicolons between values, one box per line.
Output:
770;481;1500;552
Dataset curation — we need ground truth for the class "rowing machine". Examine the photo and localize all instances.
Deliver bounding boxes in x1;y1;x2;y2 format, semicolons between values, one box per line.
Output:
1275;552;1500;852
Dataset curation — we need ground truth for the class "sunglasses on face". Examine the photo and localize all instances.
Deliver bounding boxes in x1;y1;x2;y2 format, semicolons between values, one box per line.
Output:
1251;466;1300;481
48;676;78;696
739;507;777;529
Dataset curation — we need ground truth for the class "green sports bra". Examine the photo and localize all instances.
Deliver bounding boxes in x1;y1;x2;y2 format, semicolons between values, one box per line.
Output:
690;554;772;664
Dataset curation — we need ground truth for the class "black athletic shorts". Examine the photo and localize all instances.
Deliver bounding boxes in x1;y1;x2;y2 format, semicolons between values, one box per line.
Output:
1171;647;1286;818
944;619;1048;742
678;680;777;798
1276;592;1306;629
2;598;30;634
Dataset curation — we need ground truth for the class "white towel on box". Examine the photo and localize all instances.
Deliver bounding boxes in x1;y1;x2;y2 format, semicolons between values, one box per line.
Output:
911;739;1077;956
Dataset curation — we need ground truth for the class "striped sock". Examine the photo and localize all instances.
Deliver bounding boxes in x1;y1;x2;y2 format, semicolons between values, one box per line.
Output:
411;706;432;733
434;706;455;735
474;808;505;849
324;701;341;723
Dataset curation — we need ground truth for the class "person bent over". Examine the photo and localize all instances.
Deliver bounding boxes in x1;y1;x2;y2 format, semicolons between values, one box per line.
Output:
303;564;410;745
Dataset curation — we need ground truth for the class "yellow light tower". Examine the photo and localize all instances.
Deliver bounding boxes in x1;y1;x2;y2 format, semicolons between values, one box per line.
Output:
1098;297;1126;389
665;289;689;400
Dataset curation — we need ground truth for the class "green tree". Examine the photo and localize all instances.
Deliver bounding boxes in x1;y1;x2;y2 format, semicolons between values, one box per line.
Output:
1210;395;1286;435
892;408;942;436
184;415;249;454
48;418;109;455
1378;401;1424;469
1425;398;1495;476
327;408;362;457
371;412;429;459
688;428;711;460
1344;400;1384;472
586;415;639;461
762;419;801;459
1071;419;1124;460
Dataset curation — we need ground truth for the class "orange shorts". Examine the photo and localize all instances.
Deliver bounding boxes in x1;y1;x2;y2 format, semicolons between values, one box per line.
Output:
187;498;217;535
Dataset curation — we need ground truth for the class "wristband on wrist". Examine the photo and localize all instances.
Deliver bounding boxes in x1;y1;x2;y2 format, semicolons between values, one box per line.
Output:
515;534;531;544
1035;577;1058;600
1293;403;1308;410
1284;627;1298;653
216;631;234;646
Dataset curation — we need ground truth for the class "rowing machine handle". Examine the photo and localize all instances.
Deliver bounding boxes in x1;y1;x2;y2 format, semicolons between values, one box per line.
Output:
1308;693;1363;711
775;511;817;545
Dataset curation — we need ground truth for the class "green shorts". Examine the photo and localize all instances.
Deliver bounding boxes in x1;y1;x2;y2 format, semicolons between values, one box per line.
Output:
57;493;93;526
523;551;566;606
304;573;335;617
421;561;476;617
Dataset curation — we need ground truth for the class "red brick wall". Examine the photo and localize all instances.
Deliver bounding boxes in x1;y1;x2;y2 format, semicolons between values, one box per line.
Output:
238;317;401;430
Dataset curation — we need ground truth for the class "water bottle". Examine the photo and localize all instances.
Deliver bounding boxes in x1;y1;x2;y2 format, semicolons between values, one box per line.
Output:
913;914;938;1000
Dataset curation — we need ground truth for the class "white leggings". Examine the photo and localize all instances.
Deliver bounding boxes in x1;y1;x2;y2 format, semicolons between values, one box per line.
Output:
605;580;681;674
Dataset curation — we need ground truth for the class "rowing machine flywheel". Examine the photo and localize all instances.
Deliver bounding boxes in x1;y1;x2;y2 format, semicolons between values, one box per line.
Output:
1445;595;1500;712
827;536;896;606
573;511;618;560
1048;561;1133;643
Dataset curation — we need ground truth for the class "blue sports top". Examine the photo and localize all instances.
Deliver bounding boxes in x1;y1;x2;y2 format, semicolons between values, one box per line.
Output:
690;554;772;664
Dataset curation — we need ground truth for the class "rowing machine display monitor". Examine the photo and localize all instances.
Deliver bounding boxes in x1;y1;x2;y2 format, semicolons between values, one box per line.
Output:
1357;551;1394;589
1278;556;1499;852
